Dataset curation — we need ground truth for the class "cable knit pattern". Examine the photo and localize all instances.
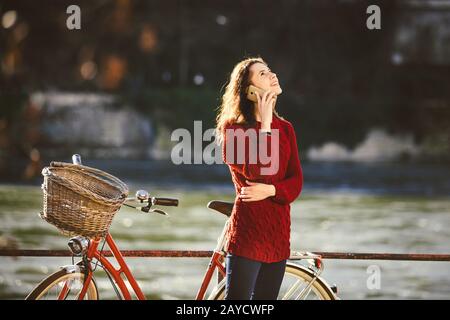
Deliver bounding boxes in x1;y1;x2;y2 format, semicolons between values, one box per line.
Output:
222;114;303;263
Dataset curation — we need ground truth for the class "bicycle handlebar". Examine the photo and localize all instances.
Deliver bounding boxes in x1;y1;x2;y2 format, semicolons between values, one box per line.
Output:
152;197;179;207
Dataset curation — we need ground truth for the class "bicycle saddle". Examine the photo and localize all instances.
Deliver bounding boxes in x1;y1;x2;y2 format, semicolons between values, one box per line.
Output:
207;200;234;217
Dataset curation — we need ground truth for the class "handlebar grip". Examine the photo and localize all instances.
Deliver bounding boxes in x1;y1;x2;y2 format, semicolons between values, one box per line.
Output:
153;198;179;207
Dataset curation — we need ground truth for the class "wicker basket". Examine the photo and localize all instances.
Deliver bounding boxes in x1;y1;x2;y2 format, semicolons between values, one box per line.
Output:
40;161;129;238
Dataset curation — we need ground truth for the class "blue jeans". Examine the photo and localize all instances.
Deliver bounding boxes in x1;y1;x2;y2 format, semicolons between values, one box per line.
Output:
224;253;287;300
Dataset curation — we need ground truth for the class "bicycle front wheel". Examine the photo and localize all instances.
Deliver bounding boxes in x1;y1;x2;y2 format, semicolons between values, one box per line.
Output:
25;268;98;300
208;262;336;300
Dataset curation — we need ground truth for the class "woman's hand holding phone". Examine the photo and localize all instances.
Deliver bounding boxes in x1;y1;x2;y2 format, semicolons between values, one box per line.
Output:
255;90;277;131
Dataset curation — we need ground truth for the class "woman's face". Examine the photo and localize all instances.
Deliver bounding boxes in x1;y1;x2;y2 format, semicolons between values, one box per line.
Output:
248;62;282;95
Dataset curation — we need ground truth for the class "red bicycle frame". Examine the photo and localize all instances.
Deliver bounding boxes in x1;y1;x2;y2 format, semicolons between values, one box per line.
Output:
72;233;225;300
75;233;145;300
195;250;226;300
60;214;229;300
195;217;231;300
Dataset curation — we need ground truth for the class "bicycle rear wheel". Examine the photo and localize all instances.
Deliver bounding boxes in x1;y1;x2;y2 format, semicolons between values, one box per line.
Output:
208;262;336;300
25;268;98;300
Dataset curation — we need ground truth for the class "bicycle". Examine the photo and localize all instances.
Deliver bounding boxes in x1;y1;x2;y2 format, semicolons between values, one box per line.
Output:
26;155;338;300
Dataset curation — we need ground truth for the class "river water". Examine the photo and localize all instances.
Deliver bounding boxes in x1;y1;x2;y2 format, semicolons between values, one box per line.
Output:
0;160;449;299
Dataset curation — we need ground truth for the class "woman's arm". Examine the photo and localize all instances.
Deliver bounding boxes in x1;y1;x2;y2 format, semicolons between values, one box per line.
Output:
223;127;277;202
222;90;278;182
270;122;303;205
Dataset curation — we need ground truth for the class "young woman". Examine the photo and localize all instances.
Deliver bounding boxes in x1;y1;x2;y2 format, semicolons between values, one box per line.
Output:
215;56;303;300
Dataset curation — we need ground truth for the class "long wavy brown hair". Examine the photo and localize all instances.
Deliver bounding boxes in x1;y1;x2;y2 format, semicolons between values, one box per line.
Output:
215;56;283;144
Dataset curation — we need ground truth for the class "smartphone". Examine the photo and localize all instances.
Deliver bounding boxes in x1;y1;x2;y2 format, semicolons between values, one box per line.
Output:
246;85;267;103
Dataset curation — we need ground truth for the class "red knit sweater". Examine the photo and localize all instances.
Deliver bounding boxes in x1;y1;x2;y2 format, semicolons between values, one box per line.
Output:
222;114;303;263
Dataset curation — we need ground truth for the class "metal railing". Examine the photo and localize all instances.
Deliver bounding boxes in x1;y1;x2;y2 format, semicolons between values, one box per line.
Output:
1;250;450;261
